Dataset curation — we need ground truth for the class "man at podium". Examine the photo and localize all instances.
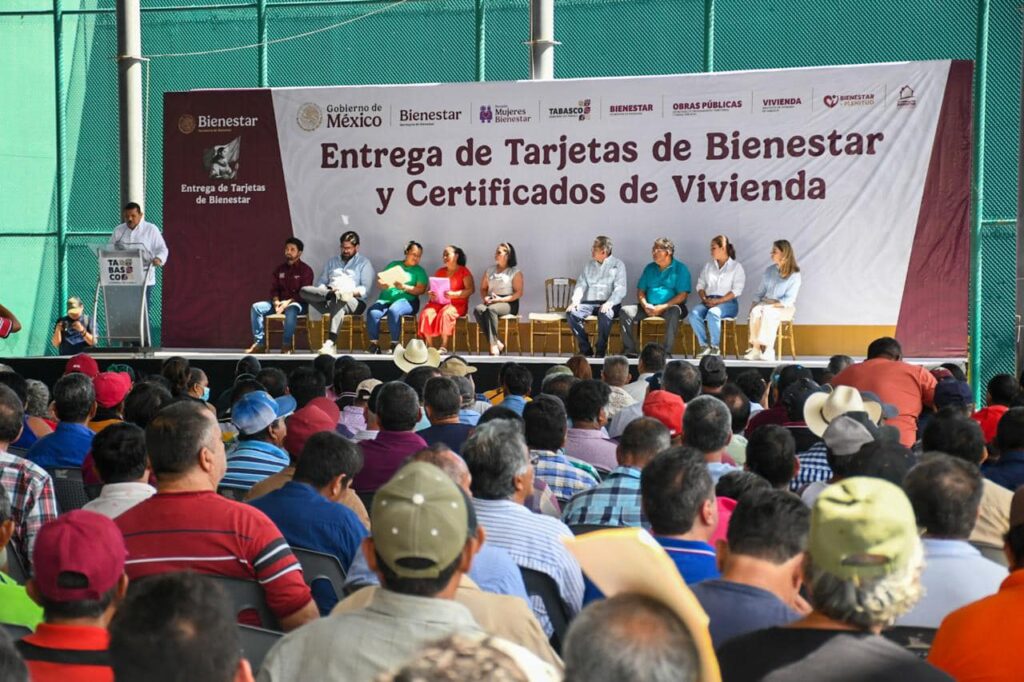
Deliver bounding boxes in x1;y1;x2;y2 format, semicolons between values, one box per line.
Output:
107;202;169;289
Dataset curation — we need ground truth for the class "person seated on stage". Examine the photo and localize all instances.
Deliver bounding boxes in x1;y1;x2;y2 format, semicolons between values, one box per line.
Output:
366;241;428;355
744;239;802;362
419;245;475;353
474;242;524;357
620;237;692;358
300;228;375;357
566;236;627;359
689;234;745;358
247;237;314;355
27;372;95;470
51;296;96;356
0;302;22;340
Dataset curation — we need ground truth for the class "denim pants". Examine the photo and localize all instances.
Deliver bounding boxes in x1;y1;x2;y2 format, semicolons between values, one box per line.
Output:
367;298;419;342
251;300;305;345
618;303;686;355
567;302;620;355
688;299;738;348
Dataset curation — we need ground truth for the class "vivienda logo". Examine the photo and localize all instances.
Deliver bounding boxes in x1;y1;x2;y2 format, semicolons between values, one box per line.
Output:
897;85;917;109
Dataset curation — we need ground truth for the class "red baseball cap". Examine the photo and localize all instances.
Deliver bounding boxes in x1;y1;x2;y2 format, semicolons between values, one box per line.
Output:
284;402;338;458
64;353;99;378
32;510;126;602
93;371;132;408
643;390;685;436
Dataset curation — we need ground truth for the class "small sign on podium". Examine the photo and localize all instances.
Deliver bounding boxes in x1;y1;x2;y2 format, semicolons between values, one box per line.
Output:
100;253;144;286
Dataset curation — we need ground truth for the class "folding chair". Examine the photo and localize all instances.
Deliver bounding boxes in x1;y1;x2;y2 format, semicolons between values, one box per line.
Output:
208;576;280;631
520;567;573;653
529;278;576;355
49;467;89;514
881;626;937;659
237;624;282;673
293;547;348;608
266;314;310;352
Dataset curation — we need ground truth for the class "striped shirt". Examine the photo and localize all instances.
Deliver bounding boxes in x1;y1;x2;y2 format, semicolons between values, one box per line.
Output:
532;449;599;503
791;442;833;491
561;466;647;529
472;498;584;635
221;439;290;491
115;490;312;623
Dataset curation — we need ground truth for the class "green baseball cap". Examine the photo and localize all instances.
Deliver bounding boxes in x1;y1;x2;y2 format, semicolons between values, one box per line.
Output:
809;477;920;581
371;462;469;579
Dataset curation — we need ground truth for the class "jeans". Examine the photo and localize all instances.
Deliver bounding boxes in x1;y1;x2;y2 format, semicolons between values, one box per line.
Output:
689;299;738;348
251;300;305;345
618;303;686;355
367;298;419;342
568;302;620;355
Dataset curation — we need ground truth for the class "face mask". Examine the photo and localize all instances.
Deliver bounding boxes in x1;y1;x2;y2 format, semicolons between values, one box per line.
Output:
201;387;210;402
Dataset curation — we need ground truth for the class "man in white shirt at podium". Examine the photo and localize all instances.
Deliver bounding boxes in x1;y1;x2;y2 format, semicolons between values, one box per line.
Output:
107;202;169;289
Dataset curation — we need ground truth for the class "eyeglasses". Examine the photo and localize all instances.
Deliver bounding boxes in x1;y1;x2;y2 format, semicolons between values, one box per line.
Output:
529;454;541;466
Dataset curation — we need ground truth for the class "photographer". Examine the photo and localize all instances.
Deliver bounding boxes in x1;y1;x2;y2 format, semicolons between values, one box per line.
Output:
51;296;96;355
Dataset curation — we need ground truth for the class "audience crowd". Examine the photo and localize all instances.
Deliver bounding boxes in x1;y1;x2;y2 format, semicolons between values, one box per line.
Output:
0;336;1021;681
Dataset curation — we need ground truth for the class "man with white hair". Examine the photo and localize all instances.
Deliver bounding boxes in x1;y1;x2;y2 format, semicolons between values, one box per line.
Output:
565;236;627;358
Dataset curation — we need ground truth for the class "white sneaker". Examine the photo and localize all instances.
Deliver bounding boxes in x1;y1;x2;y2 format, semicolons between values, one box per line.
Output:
710;346;721;356
761;349;776;362
742;348;762;361
698;346;713;358
318;340;336;356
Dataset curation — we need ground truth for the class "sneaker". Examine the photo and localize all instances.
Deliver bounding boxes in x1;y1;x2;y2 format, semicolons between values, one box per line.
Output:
280;348;294;355
366;342;381;355
710;346;721;356
318;340;336;356
245;343;265;354
761;349;776;362
698;345;713;358
742;348;761;361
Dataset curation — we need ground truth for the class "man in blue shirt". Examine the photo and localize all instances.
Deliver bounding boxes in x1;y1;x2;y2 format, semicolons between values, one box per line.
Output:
221;390;295;493
497;363;532;416
250;430;367;614
983;407;1024;491
690;489;807;648
417;377;474;454
27;373;95;469
640;445;720;584
619;237;691;357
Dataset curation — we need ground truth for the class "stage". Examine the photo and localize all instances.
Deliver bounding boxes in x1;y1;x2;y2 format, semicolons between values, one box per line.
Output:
0;349;967;397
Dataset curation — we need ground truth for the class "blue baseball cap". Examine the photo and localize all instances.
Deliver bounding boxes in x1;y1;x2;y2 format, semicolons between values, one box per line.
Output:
231;390;296;435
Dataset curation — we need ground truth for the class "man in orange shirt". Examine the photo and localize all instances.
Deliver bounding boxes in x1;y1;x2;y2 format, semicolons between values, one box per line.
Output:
929;486;1024;680
831;337;936;447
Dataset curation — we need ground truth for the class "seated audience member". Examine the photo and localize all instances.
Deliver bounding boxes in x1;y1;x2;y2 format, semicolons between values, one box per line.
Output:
63;352;100;379
539;371;578;407
735;369;768;416
462;420;584;632
972;373;1019;443
339;377;380;437
185;367;210;405
497;363;533;415
25;380;51;424
287;366;327;409
0;372;53;451
451;375;483;426
566;355;593;380
344;444;529;601
831;336;937;447
683;395;739;482
623;343;667;403
715;469;772;502
601;355;637;420
352;382;428;493
18;511;128;681
717;477;951;681
214;356;261;416
922;412;1010;548
563;593;700;682
122;381;172;428
0;385;58;563
0;482;44;630
932;379;974;417
250;431;367;615
336;363;373;429
745;364;814;436
110;572;254;682
698;354;728;395
475;409;561;519
82;423;155;518
418;377;475;454
254;367;288;399
982;406;1024;490
115;401;317;632
402;364;443;431
691;489;809;647
221;391;295;493
642;390;685;444
929;487;1024;680
819;354;853;384
525;396;598;503
611;360;701;438
719;383;752;465
27;372;96;469
378;633;558;682
641;446;720;584
89;372;131;433
564;379;617;471
562;418;670;528
798;413;895;505
897;455;1006;627
352;381;383;442
259;462;485;681
745;424;798;490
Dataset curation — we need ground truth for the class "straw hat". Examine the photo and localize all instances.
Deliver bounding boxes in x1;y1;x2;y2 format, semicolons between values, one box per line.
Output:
804;385;884;436
393;339;441;373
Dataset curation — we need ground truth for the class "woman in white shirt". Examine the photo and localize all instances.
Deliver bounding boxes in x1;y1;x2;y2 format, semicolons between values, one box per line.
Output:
473;242;524;355
744;240;802;362
689;234;745;356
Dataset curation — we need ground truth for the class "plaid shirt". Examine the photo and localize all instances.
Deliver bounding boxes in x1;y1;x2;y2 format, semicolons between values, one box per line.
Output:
0;448;58;564
791;442;833;491
561;466;647;529
532;449;599;503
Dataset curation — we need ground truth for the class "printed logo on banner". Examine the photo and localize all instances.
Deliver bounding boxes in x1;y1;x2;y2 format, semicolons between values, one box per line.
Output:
397;106;464;127
897;85;917;109
177;114;197;134
607;102;655;118
325;103;384;128
759;95;806;113
478;104;533;124
202;137;240;180
547;99;592;121
668;94;746;117
819;90;879;109
296;103;324;131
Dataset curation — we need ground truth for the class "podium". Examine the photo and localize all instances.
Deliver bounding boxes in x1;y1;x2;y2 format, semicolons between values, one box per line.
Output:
92;247;152;346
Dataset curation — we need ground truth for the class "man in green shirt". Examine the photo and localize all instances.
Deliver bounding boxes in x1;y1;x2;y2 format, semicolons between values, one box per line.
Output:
366;241;429;354
0;481;43;630
620;237;692;357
